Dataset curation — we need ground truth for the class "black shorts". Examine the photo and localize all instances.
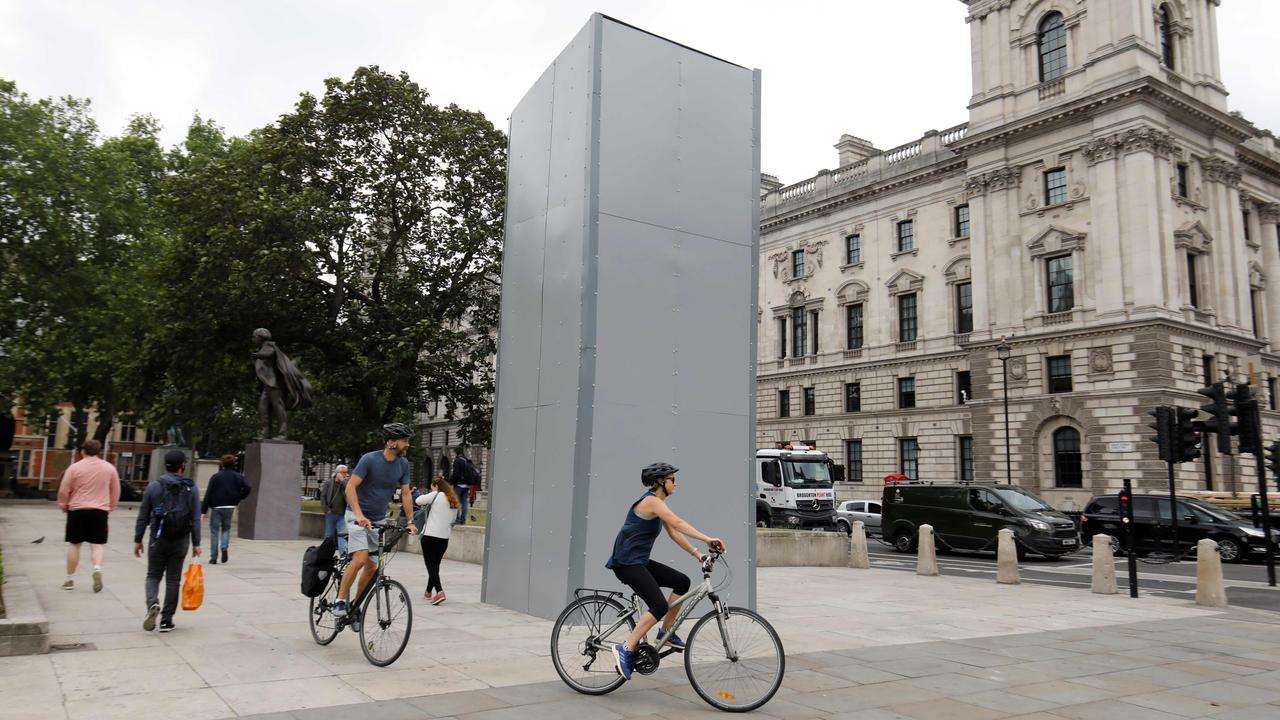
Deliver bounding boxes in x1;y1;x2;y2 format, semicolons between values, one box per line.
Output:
612;561;691;620
65;509;109;545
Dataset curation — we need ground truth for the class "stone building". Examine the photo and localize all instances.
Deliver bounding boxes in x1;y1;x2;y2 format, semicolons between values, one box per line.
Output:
757;0;1280;510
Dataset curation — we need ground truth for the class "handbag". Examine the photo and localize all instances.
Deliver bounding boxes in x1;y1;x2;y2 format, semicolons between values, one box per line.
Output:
181;561;204;611
413;493;438;531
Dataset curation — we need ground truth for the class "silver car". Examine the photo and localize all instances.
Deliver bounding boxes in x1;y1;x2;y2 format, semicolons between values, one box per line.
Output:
835;499;882;536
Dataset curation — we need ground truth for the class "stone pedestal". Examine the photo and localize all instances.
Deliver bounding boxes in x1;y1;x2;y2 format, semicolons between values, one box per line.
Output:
149;446;191;482
237;441;303;540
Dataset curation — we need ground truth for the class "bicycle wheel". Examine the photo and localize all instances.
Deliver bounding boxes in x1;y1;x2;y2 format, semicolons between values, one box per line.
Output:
309;573;342;645
551;595;634;695
684;606;785;712
359;578;412;666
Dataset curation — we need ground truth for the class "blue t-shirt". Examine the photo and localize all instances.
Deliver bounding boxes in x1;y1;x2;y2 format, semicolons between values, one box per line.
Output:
351;450;410;521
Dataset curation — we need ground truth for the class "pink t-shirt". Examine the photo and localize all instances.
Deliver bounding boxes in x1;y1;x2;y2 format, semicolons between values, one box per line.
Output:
57;456;121;512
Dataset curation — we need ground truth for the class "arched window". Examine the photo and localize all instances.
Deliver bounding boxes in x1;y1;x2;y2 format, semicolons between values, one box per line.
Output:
1053;427;1082;488
1159;4;1175;68
1038;12;1068;82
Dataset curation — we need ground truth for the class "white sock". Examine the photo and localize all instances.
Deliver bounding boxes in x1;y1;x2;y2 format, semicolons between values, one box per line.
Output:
66;574;74;581
93;565;101;572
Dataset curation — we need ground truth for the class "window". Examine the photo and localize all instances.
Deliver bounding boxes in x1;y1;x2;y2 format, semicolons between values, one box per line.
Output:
792;249;805;278
898;293;918;342
898;377;916;409
1251;290;1262;337
1203;355;1215;387
1187;254;1199;308
845;382;861;413
956;371;972;404
900;438;920;480
846;440;863;483
1053;427;1083;488
1243;210;1251;243
810;310;820;354
1176;163;1188;198
1270;378;1278;412
959;436;974;484
803;387;816;416
778;390;791;418
792;307;807;357
1038;12;1067;82
896;220;914;252
1160;4;1175;68
777;317;787;358
955;204;970;238
144;428;162;444
18;449;31;478
846;303;864;349
1045;168;1067;206
118;423;137;443
956;282;973;334
1047;355;1073;394
1046;254;1074;313
845;234;861;265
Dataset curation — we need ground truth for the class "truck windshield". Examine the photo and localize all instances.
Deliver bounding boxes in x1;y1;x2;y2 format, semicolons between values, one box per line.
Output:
782;460;832;487
991;487;1053;512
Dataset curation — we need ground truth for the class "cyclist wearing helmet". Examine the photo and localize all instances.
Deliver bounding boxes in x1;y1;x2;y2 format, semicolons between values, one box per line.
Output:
609;462;725;681
334;422;418;618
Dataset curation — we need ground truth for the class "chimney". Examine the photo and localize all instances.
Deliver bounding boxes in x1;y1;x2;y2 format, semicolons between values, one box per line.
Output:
835;134;878;167
760;173;782;196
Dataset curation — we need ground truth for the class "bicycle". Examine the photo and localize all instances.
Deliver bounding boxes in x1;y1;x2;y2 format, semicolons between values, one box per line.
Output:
308;520;413;667
550;551;785;713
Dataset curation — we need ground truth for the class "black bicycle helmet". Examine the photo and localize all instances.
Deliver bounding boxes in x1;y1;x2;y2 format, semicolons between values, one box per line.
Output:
641;462;679;486
381;422;415;440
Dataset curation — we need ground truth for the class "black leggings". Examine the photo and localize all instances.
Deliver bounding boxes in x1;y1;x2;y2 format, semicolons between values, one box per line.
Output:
612;561;691;621
420;535;449;593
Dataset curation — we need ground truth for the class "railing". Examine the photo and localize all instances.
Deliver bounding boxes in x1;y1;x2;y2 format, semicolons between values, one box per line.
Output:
954;333;971;346
1043;311;1073;326
778;178;816;201
1039;79;1066;100
896;341;918;352
940;123;969;145
883;140;922;165
832;160;870;185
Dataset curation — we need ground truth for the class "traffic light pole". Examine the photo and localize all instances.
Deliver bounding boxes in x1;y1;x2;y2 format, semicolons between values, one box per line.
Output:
1254;450;1275;587
1122;478;1138;598
1166;459;1179;556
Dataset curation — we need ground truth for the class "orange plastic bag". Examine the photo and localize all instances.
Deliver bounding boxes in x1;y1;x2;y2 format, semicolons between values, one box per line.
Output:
181;562;204;611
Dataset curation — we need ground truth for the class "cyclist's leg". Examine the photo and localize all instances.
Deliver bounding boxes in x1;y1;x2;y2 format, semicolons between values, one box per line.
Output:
612;564;667;651
645;561;691;634
337;549;368;600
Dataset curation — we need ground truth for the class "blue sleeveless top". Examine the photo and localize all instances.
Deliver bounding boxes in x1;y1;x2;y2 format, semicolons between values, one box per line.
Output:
606;493;662;568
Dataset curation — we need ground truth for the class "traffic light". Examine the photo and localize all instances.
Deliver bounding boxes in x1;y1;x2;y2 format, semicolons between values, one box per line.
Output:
1266;441;1280;482
1174;407;1202;463
1118;486;1133;521
1147;406;1174;463
1197;382;1234;454
1230;383;1262;456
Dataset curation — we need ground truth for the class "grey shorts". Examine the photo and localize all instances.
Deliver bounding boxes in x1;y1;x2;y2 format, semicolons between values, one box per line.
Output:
343;511;380;555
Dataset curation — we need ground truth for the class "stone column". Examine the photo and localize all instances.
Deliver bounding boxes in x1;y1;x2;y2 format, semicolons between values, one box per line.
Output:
1201;158;1245;330
237;440;303;541
1085;136;1124;317
1259;205;1280;349
965;175;992;333
1120;128;1174;313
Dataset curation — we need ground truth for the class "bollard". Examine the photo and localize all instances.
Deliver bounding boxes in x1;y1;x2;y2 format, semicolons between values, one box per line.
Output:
1195;538;1228;608
996;528;1020;584
848;520;870;569
916;524;939;576
1091;534;1117;595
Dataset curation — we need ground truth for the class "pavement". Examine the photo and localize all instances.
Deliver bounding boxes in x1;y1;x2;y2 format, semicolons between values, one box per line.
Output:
3;501;1280;720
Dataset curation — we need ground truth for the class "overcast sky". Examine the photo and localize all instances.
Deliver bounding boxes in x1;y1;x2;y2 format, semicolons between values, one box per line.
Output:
2;1;1277;185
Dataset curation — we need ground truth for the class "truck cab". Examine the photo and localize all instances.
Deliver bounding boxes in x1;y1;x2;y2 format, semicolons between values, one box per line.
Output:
755;443;836;528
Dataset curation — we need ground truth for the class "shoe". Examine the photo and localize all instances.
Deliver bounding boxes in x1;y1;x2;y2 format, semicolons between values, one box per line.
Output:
431;591;446;606
612;643;635;681
61;579;74;591
332;599;348;618
158;620;175;633
209;555;217;565
424;589;431;600
143;604;160;632
656;628;685;651
92;570;103;593
221;549;228;564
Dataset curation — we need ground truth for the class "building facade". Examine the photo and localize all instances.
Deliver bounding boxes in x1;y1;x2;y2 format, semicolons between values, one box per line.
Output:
757;0;1280;510
3;403;163;492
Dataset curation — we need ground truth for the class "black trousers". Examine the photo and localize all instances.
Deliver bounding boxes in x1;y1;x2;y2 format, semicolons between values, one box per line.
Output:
612;561;691;621
146;536;189;622
420;535;449;593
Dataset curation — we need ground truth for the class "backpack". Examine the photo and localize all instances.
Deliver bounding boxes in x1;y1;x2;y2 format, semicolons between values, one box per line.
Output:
158;481;195;540
462;458;481;486
300;536;337;597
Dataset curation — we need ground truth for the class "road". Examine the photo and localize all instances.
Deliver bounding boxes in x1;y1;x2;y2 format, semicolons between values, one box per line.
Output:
857;533;1280;612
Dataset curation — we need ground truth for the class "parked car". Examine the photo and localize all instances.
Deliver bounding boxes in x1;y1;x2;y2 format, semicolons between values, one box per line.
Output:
835;500;881;536
881;483;1079;559
1080;494;1280;563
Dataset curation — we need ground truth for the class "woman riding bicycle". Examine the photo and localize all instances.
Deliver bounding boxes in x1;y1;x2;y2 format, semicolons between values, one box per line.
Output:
608;462;724;681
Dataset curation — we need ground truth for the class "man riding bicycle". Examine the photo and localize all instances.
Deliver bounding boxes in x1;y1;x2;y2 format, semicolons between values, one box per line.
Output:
607;462;724;681
333;422;418;619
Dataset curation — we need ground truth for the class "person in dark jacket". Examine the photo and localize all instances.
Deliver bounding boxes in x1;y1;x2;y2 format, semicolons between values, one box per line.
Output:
200;454;252;565
133;450;202;633
318;464;349;554
449;446;477;525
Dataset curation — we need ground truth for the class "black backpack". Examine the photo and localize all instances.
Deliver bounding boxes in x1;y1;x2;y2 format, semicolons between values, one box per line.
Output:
301;536;337;597
463;458;481;486
159;482;195;540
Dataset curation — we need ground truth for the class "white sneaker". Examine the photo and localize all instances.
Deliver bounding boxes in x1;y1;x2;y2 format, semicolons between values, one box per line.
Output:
332;599;348;618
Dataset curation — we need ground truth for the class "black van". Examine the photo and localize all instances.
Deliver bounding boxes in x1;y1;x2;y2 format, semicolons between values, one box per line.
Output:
1080;494;1280;563
881;483;1079;559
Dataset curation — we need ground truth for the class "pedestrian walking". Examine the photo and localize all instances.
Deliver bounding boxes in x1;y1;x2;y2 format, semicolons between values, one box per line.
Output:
319;464;350;554
57;439;120;593
415;473;459;605
449;446;479;525
134;449;202;633
200;454;252;565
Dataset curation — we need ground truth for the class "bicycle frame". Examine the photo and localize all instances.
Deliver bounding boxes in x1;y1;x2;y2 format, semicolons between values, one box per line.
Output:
337;523;402;621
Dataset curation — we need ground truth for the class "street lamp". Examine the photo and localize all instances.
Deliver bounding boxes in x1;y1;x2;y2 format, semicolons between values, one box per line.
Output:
996;337;1013;485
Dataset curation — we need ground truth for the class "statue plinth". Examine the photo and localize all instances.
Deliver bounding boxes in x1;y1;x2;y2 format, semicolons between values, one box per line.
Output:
237;440;303;540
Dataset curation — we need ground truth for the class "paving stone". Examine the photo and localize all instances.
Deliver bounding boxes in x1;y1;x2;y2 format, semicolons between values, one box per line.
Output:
887;698;1008;720
1178;680;1280;707
1122;691;1234;717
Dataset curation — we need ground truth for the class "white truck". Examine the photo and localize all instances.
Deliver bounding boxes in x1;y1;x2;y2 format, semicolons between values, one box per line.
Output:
755;443;837;529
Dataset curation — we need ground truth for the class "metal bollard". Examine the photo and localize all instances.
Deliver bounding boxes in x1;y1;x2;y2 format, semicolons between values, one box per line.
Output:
1091;534;1117;595
848;520;870;569
916;524;939;576
1195;538;1228;608
996;528;1020;584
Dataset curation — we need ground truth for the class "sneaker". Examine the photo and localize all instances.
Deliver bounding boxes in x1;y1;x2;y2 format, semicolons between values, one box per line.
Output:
612;643;635;681
656;628;685;651
424;589;431;600
209;555;217;565
92;570;103;593
332;599;348;618
158;620;175;633
143;604;160;632
221;549;228;564
61;579;74;591
431;591;446;606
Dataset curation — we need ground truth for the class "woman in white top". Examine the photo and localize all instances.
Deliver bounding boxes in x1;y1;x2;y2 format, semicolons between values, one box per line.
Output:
415;474;460;605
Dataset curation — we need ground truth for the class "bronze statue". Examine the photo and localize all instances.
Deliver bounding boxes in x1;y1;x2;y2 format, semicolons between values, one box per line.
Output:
251;328;313;440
